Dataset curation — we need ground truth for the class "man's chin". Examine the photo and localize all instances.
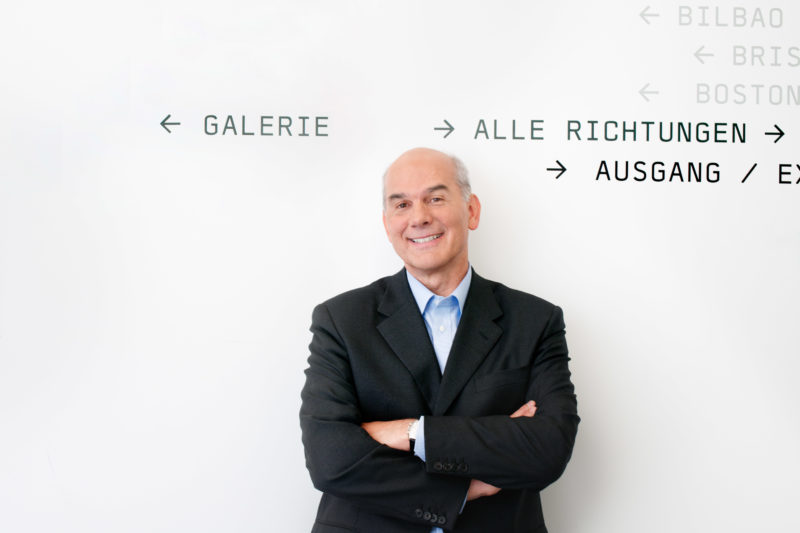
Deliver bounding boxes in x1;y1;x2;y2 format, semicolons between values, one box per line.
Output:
404;262;433;274
404;259;448;278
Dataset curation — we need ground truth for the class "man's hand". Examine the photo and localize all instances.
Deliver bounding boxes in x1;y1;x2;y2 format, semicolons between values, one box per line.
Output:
510;400;537;419
361;419;416;452
467;400;537;501
466;479;501;501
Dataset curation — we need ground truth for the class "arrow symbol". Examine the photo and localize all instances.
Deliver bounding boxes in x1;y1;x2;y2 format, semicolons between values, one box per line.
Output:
694;45;714;64
640;6;660;24
741;163;757;183
765;124;784;143
434;119;454;138
160;114;181;133
546;160;567;179
639;83;659;102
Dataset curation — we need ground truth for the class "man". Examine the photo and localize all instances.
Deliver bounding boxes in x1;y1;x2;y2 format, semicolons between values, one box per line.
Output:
300;148;578;532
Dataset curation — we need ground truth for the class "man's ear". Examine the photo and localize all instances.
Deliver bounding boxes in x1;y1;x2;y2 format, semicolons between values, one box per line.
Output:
382;211;389;236
467;194;481;230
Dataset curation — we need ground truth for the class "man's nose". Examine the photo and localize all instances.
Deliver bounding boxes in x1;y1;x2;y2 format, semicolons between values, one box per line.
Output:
409;202;431;226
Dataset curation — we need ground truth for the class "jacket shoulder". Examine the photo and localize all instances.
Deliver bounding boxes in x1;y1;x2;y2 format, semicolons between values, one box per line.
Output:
316;274;394;315
478;274;559;314
475;275;566;343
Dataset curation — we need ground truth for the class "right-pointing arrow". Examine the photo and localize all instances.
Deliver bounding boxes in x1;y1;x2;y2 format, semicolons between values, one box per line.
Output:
547;160;567;179
639;83;659;102
765;124;784;143
433;119;454;138
694;45;714;64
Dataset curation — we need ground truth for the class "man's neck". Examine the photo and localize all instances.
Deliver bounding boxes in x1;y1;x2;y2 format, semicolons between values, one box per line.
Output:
407;262;470;297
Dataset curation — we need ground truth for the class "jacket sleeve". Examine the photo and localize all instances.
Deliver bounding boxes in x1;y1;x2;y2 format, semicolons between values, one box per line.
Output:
299;303;470;529
422;305;579;490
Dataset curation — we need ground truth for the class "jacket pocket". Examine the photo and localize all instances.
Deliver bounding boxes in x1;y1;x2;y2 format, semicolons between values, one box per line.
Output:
474;365;530;392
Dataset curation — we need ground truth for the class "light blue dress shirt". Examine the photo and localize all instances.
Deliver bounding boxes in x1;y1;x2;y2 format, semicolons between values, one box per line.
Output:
406;267;472;532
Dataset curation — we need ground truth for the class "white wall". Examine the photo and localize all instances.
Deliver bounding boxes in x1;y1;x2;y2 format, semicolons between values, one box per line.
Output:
1;1;798;531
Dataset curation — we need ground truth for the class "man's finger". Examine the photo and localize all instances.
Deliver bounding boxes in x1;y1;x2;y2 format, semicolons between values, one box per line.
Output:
509;400;537;418
466;479;501;501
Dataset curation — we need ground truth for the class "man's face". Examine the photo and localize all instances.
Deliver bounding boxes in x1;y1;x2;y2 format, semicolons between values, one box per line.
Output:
382;149;480;284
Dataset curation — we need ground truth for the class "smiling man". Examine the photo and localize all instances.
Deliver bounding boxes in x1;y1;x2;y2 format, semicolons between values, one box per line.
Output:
300;148;579;533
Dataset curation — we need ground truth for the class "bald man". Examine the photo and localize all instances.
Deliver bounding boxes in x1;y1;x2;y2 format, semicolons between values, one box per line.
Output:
300;148;578;533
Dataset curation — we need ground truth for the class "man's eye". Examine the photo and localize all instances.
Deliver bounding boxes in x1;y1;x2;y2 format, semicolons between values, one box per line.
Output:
396;202;408;209
430;197;443;203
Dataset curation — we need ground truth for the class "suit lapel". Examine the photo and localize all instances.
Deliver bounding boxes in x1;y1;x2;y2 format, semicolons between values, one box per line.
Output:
376;269;441;413
434;271;503;415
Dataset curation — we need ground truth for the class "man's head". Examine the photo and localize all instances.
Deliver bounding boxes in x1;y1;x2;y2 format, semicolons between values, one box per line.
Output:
382;148;481;293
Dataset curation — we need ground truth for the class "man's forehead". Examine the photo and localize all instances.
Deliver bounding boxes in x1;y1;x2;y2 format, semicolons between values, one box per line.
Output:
385;160;455;189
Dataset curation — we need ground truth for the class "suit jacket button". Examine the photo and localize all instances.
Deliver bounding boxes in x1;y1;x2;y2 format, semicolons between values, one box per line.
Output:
430;513;438;523
415;508;423;518
438;515;447;525
433;461;443;471
444;463;453;472
423;511;431;521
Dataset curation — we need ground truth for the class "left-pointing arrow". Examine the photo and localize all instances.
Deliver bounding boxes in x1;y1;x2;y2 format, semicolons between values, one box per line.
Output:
546;160;567;179
639;83;659;102
160;114;181;133
694;45;714;64
640;6;660;24
434;119;454;138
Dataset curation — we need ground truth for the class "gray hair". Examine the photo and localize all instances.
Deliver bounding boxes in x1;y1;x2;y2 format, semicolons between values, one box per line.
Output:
382;154;472;209
451;156;472;201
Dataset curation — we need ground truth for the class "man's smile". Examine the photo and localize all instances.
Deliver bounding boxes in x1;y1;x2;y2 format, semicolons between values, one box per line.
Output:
409;233;443;244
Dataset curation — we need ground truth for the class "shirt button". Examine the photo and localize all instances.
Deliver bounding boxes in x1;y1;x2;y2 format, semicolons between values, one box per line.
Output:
439;325;445;332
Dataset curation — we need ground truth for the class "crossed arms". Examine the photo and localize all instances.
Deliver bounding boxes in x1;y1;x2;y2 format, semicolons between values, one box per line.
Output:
360;400;539;501
300;301;578;527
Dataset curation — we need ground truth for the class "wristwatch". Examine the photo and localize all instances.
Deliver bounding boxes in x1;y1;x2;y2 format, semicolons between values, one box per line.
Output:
407;419;419;452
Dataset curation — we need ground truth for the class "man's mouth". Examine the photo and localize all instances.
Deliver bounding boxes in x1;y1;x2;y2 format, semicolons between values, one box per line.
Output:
409;233;443;244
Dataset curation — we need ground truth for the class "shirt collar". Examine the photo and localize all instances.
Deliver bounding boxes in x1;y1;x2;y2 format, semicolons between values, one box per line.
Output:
406;266;472;315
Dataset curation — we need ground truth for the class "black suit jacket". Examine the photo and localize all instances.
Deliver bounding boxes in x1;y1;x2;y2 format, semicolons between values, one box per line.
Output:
300;269;578;532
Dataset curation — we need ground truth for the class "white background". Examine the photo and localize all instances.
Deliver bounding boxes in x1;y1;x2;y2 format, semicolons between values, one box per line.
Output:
2;1;799;531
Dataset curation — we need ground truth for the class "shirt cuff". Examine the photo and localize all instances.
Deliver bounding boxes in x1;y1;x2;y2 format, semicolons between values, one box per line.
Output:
414;416;427;462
